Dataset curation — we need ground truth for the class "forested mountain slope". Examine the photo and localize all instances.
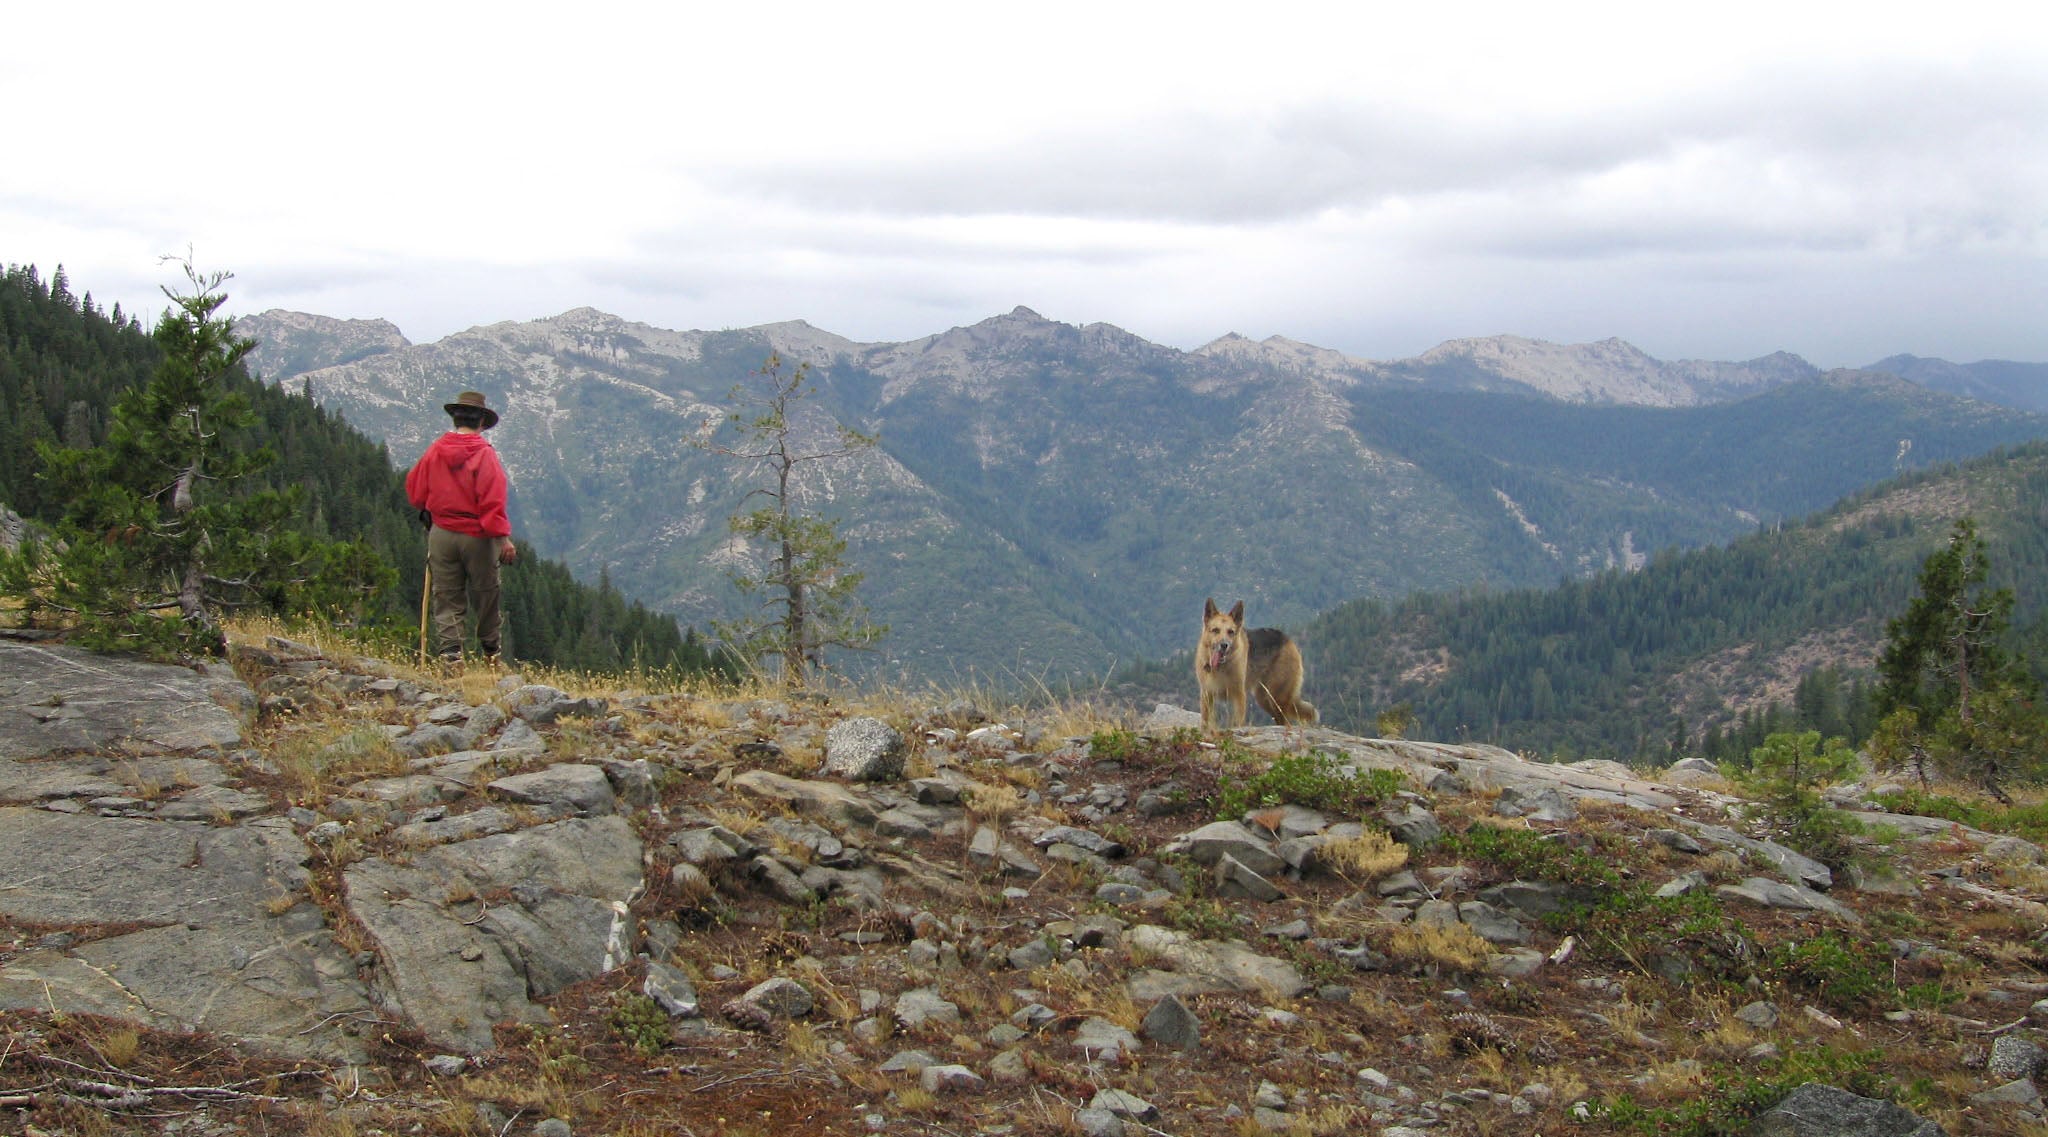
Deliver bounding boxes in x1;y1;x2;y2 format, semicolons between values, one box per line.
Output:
0;263;725;675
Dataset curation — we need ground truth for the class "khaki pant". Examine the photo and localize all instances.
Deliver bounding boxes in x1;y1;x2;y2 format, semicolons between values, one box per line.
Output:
426;527;502;658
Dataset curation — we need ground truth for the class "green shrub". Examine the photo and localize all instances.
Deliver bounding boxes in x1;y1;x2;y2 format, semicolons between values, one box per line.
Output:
1087;726;1205;767
1729;731;1862;869
1213;750;1405;819
1764;929;1894;1012
1554;888;1747;982
608;993;671;1056
1440;823;1621;889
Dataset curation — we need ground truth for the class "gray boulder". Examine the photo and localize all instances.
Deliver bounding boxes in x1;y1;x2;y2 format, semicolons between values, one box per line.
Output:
1073;1016;1140;1061
737;976;815;1019
643;959;701;1018
821;716;907;781
1716;878;1860;923
1989;1035;2044;1079
1175;820;1285;875
1458;901;1531;945
489;763;618;816
729;769;878;827
1214;853;1284;901
1750;1082;1947;1136
1494;785;1578;822
1140;994;1200;1050
894;987;962;1030
1379;802;1442;848
969;825;1043;877
1124;925;1307;1000
504;684;608;725
343;815;643;1053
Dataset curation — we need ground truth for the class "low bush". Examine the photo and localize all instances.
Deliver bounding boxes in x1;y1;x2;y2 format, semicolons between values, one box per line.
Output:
1214;750;1405;819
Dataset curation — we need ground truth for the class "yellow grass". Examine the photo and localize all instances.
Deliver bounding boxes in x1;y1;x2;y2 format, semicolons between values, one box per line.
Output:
1321;829;1409;881
1387;922;1493;972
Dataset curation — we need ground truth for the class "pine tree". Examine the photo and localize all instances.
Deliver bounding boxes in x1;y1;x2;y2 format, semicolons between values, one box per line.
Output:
1878;518;2015;724
0;261;392;656
1874;518;2044;799
696;352;886;686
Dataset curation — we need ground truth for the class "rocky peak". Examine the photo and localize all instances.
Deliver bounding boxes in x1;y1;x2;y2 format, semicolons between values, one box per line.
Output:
1413;334;1801;407
235;309;411;384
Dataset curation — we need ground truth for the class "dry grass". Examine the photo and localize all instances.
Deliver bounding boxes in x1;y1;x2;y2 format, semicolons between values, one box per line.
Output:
273;726;409;805
1321;829;1409;881
894;1085;939;1114
966;781;1026;825
1386;922;1493;972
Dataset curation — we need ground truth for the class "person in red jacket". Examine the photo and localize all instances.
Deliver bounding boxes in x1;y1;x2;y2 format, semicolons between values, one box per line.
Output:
406;391;518;663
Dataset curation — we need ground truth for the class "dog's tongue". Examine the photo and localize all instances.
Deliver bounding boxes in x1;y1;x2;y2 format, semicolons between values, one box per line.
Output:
1208;643;1227;670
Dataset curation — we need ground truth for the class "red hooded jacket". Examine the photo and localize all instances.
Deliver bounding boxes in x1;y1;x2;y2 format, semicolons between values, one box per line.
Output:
406;431;511;539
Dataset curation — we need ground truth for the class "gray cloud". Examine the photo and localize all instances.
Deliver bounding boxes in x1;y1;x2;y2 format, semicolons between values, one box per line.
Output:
697;62;2046;270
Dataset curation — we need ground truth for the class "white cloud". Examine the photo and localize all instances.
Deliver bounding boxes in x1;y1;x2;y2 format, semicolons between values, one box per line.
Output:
4;0;2046;367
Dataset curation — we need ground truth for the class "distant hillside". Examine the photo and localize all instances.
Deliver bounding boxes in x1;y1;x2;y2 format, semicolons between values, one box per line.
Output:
1118;443;2048;762
1866;354;2048;415
234;305;2048;682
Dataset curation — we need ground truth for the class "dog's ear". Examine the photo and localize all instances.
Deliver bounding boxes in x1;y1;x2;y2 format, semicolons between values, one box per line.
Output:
1229;600;1245;625
1204;597;1218;619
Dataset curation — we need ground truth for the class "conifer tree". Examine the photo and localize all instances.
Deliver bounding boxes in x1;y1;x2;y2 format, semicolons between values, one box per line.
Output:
0;260;391;656
1874;517;2044;799
696;352;885;686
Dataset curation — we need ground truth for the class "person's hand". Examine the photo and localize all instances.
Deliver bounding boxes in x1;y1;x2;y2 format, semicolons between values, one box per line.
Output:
497;538;518;565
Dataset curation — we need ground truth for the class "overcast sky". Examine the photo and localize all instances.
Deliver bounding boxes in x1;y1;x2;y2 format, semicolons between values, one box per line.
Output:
5;1;2045;368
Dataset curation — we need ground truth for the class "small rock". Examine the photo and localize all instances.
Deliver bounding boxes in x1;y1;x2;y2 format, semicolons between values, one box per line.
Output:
737;976;813;1019
1970;1077;2043;1109
1090;1088;1159;1120
1989;1035;2044;1079
919;1063;985;1094
1073;1016;1140;1062
1140;994;1200;1050
879;1049;937;1073
1734;1001;1779;1030
1074;1108;1125;1137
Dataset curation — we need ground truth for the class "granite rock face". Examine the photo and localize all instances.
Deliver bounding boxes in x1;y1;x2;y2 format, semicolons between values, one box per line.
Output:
0;641;249;761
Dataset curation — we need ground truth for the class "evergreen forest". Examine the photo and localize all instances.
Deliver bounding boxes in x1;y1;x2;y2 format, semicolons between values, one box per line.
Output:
1116;443;2048;766
1;262;730;677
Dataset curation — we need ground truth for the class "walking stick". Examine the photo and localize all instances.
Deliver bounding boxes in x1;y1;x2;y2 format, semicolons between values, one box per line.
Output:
419;558;432;666
417;510;433;667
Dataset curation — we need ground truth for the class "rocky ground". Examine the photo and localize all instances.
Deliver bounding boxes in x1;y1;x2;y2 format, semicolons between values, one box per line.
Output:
3;634;2048;1136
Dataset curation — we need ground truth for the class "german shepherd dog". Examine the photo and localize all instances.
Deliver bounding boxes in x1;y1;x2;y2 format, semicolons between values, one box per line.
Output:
1195;598;1319;730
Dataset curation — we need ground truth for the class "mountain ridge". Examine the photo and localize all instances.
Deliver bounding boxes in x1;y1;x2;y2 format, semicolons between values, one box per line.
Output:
234;305;2048;682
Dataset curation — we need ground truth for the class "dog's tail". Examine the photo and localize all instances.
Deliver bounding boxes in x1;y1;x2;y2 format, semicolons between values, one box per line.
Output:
1296;697;1319;724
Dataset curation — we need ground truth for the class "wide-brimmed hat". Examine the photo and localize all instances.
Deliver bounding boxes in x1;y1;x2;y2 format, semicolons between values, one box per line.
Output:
442;390;499;430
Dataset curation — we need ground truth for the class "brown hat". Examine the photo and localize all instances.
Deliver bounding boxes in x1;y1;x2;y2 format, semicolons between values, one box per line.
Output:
443;390;499;430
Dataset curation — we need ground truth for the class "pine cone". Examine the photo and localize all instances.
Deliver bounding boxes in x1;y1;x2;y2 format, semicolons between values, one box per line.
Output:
1445;1010;1517;1055
720;997;773;1033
